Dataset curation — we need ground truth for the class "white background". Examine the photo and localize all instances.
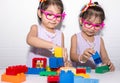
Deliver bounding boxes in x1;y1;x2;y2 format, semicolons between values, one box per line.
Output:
0;0;120;70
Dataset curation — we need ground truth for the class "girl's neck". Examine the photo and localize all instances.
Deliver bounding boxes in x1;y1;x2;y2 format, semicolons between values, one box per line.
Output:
41;24;55;33
81;31;94;43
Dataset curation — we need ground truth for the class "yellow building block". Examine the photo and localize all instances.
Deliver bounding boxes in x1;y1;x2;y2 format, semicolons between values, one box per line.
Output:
54;47;63;58
75;73;90;78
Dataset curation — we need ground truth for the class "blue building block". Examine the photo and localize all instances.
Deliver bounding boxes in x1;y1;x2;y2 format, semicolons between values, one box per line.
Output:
26;68;45;74
49;57;58;68
74;76;99;83
74;76;84;83
84;78;99;83
57;58;64;67
92;51;102;65
60;70;74;83
49;57;64;68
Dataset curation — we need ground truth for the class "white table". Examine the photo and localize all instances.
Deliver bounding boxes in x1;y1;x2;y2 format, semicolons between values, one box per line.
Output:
0;68;119;83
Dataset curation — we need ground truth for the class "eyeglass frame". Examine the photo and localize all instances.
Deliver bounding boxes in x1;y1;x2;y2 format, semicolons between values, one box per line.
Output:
40;9;66;22
82;18;105;30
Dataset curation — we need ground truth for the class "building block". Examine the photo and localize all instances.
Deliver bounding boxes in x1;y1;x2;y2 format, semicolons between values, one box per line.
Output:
1;73;26;83
74;76;99;83
75;73;90;78
6;65;28;75
47;76;59;83
92;51;102;65
39;71;57;76
77;66;91;73
54;47;63;58
76;68;86;74
60;70;74;83
74;76;84;83
84;78;99;83
32;58;47;68
59;67;76;75
95;65;110;74
49;57;64;68
26;67;45;74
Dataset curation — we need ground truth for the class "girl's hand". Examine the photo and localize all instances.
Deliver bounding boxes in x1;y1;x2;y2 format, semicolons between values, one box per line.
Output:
106;61;115;71
62;48;68;62
80;48;95;62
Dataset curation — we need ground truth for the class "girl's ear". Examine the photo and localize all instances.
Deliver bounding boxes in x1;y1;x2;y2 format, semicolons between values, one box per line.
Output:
79;17;83;25
37;9;42;18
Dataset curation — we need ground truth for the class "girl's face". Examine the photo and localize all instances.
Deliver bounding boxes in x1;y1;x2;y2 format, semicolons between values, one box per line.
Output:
40;5;62;30
81;16;104;36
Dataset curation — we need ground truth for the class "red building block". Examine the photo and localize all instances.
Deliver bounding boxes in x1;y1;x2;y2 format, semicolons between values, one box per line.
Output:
47;76;59;83
76;68;86;74
32;58;47;68
6;65;28;75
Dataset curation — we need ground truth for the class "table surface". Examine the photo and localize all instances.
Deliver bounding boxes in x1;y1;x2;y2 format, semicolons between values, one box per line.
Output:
0;68;119;83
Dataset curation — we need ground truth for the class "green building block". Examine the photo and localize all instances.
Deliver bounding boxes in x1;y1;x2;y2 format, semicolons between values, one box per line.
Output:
95;65;110;74
39;71;57;76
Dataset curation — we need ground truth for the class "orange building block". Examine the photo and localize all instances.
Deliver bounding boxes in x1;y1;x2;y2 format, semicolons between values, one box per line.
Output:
1;73;26;83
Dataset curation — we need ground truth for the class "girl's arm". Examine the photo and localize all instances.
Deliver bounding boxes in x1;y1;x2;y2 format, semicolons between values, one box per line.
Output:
100;37;115;71
26;25;56;49
70;34;80;62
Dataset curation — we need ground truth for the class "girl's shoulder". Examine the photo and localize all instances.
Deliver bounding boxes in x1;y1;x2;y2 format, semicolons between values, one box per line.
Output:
30;24;38;30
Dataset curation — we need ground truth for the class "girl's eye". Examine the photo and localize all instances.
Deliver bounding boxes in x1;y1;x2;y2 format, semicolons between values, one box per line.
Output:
95;24;101;27
47;13;53;16
56;15;61;18
86;22;92;26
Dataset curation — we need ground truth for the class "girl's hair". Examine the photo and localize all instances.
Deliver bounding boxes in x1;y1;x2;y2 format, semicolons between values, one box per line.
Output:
38;0;64;13
80;2;105;22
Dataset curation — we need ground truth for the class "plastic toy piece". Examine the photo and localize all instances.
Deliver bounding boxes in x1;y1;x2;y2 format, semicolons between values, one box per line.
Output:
6;65;28;75
26;67;45;74
47;76;59;83
77;66;91;73
74;76;99;83
32;58;47;68
39;71;57;76
1;73;26;83
49;57;64;68
92;51;102;65
54;47;63;58
76;68;86;74
59;67;76;74
75;73;90;78
60;70;74;83
95;65;110;74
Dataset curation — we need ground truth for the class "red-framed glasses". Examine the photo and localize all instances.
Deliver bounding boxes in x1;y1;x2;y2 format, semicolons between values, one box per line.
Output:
82;18;105;30
40;9;66;22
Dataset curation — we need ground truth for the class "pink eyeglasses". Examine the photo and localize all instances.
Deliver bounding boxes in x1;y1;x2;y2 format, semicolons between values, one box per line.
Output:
40;9;66;22
82;19;105;30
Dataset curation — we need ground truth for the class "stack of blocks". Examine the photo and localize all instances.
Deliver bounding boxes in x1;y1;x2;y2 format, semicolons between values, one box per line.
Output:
49;47;64;69
1;65;27;83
